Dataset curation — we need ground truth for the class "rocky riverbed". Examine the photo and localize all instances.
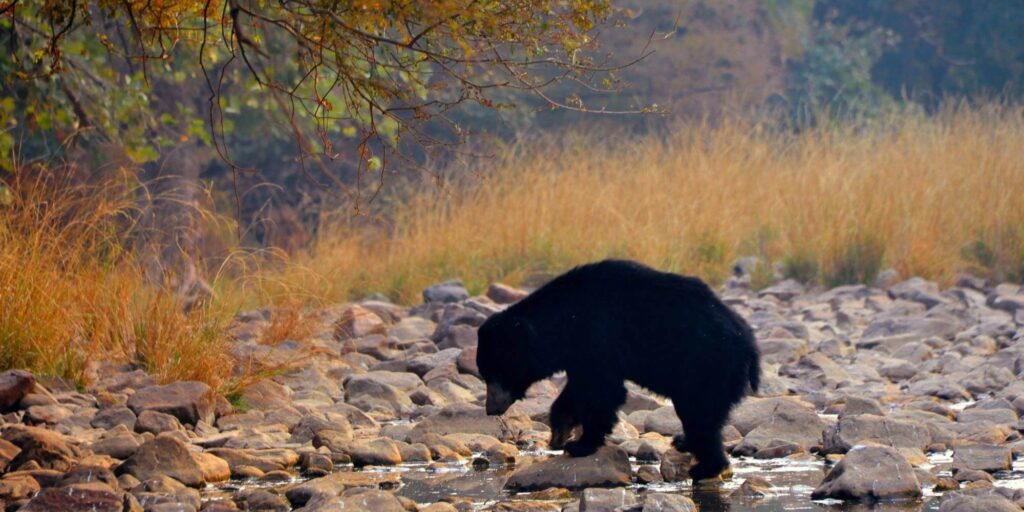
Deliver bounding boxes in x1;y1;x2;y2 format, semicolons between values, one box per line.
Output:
2;273;1024;511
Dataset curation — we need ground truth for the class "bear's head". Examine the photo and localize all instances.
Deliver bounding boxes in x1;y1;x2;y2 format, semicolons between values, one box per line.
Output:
476;311;538;416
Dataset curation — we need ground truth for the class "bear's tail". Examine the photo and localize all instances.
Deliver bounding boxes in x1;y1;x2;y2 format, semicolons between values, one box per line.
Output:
747;349;761;395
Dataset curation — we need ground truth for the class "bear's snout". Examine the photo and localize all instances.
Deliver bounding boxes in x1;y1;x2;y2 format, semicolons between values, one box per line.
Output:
485;383;514;415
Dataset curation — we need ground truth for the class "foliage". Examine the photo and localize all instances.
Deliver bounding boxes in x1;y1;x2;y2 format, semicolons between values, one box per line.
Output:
1;0;624;189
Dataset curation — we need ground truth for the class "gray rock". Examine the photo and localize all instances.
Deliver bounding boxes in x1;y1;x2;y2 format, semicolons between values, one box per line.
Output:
811;444;921;502
126;381;215;426
579;487;637;512
504;446;632;491
822;415;931;454
939;491;1020;512
409;403;531;443
732;398;826;456
90;406;137;431
641;492;697;512
423;280;470;304
135;410;184;434
952;444;1012;473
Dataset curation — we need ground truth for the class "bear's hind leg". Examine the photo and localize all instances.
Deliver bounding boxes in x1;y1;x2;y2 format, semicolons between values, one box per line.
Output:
562;377;626;457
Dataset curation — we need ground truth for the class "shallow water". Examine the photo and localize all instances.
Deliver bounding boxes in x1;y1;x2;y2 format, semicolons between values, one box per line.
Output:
206;450;1024;511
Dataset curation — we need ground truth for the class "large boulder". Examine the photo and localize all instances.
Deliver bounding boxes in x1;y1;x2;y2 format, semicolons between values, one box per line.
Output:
732;398;826;456
811;444;921;502
127;381;215;426
952;444;1012;473
0;370;35;411
116;435;205;487
504;446;632;491
939;491;1020;512
822;415;931;454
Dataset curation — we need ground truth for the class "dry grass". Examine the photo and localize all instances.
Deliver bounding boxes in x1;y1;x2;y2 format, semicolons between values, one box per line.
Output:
0;169;239;389
267;103;1024;303
4;103;1023;386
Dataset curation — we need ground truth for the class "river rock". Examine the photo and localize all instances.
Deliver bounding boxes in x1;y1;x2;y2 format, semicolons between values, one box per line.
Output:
116;435;204;487
410;403;531;442
21;482;123;512
811;444;921;502
127;381;215;426
939;490;1020;512
2;424;80;471
0;369;35;411
207;447;299;473
91;406;137;430
423;280;470;304
579;487;637;511
952;444;1012;473
732;398;826;456
136;409;184;434
641;492;698;512
345;438;402;466
504;446;632;491
334;305;387;340
822;415;931;454
487;283;528;304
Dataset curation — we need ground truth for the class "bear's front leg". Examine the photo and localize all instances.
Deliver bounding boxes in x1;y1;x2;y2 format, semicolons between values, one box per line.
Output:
548;386;580;450
560;376;626;457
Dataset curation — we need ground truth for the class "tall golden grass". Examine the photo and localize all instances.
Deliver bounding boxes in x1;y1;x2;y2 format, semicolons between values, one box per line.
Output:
4;103;1023;386
268;103;1024;303
0;170;239;389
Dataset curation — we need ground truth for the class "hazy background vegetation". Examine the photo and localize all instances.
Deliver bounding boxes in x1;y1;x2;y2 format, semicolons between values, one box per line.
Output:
2;0;1023;387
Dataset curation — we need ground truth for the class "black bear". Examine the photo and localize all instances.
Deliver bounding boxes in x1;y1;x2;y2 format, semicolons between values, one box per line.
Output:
476;259;760;480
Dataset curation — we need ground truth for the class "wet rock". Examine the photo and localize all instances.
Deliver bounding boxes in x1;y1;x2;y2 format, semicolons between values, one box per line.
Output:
136;409;184;434
91;406;137;430
939;490;1020;512
299;452;333;477
0;369;35;411
952;444;1012;473
642;492;698;511
579;487;637;511
21;482;123;512
424;280;470;304
822;415;931;454
487;283;528;304
731;476;771;500
116;435;205;487
491;501;561;511
504;446;632;491
334;305;388;340
2;424;81;471
127;381;216;426
345;438;402;466
810;444;921;502
234;489;290;511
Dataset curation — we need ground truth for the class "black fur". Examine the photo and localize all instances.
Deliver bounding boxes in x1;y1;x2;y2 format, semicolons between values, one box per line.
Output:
476;259;760;480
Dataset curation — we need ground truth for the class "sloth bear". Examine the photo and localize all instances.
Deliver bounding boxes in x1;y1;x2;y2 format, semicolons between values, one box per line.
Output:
476;259;760;480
